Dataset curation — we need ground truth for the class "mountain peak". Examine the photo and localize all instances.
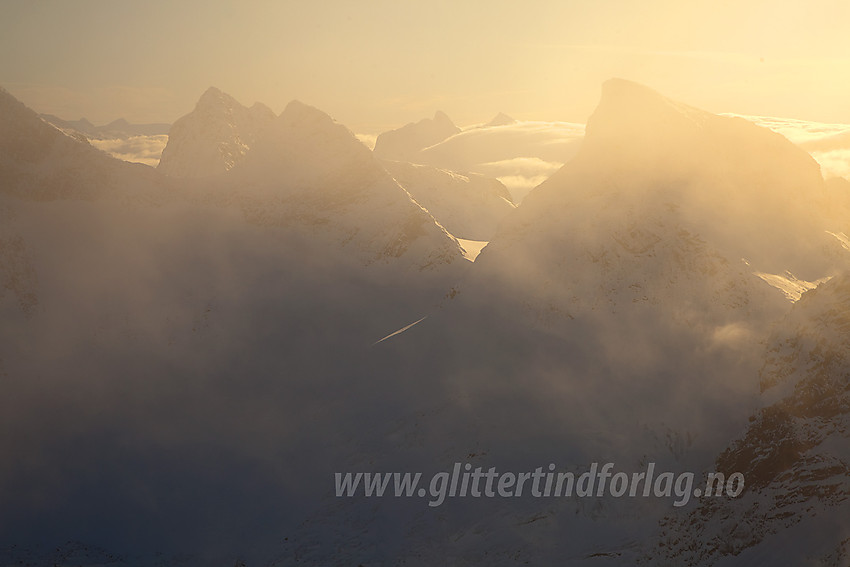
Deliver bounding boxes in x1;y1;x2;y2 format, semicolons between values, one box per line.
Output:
250;101;275;116
1;86;60;146
104;117;130;129
601;77;664;100
373;111;461;161
158;87;276;177
433;110;454;126
584;78;708;146
484;112;516;127
575;78;822;194
279;99;336;128
0;85;28;114
200;85;224;98
195;86;239;110
247;99;369;176
271;100;357;148
600;78;706;117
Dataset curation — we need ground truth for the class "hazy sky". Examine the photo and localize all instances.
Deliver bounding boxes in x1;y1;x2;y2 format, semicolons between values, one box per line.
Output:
1;0;849;132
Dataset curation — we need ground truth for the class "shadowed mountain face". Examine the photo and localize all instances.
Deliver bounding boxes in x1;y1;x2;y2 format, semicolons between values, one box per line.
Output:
1;80;849;565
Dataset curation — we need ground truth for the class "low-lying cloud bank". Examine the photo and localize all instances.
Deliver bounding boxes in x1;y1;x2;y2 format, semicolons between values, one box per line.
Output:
474;156;565;198
416;120;585;202
90;135;169;168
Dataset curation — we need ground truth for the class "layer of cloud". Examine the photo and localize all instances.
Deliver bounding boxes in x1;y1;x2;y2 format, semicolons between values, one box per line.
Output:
90;135;169;168
412;120;584;202
475;157;565;201
810;149;850;180
355;133;377;150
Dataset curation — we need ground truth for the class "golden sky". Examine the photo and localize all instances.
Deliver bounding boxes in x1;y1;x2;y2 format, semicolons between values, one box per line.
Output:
1;0;849;131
